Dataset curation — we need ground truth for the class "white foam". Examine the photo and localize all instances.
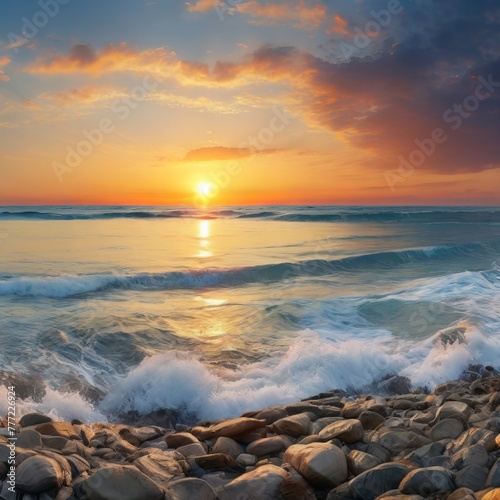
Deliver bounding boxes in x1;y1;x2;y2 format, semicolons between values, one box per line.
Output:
0;386;106;423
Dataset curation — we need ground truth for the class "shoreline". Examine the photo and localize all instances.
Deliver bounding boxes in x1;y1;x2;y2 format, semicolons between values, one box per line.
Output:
2;371;500;499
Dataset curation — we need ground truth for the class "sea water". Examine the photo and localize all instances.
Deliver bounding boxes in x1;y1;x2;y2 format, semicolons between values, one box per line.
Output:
0;205;499;422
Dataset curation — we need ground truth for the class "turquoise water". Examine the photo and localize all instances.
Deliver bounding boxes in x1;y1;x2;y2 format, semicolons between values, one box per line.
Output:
1;206;500;422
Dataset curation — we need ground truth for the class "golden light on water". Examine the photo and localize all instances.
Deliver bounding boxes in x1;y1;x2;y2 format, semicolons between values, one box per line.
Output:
196;219;212;258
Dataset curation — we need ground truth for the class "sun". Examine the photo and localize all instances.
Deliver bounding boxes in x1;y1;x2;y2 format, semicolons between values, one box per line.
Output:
196;182;213;197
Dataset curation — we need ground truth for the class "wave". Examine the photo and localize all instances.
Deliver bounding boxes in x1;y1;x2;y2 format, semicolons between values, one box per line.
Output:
2;207;500;223
1;240;499;298
4;322;500;423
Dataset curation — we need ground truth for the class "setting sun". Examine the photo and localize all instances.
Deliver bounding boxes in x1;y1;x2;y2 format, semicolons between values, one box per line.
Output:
196;182;214;197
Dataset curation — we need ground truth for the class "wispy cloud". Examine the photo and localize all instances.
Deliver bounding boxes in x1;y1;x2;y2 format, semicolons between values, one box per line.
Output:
0;56;11;81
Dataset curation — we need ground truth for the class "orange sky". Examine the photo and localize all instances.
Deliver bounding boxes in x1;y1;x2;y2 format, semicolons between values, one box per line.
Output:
1;0;499;205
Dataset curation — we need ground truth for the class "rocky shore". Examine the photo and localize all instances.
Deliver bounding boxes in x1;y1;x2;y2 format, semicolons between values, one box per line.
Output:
3;374;500;499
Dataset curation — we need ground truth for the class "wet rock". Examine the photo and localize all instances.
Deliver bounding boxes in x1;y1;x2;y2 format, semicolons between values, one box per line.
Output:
283;442;348;487
74;465;164;499
65;454;90;479
451;444;489;470
166;432;200;449
165;478;217;500
19;413;53;428
236;453;258;466
280;463;316;500
482;489;500;500
17;429;42;449
118;426;162;447
318;419;364;443
487;459;500;487
347;462;412;500
447;488;476;500
191;418;266;440
405;442;444;467
246;436;287;457
436;401;473;424
359;411;386;430
347;449;382;475
212;436;244;458
399;466;455;496
16;456;65;494
253;407;288;425
195;453;238;469
372;428;430;455
36;422;79;440
176;442;207;458
272;413;310;437
378;376;412;396
366;443;392;464
449;427;497;453
455;464;487;491
218;464;289;500
134;450;187;486
429;418;465;441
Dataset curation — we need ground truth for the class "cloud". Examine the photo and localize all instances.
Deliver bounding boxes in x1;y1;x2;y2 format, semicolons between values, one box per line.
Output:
236;1;327;30
186;0;217;12
184;145;279;161
184;146;253;162
0;56;11;81
187;0;327;30
40;85;127;105
26;43;177;76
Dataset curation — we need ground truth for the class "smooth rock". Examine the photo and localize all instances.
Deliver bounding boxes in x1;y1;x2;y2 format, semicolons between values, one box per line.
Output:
283;442;347;487
218;464;289;500
166;432;200;449
165;478;217;500
36;422;79;440
436;401;472;424
74;466;164;500
195;453;237;469
177;442;207;458
399;466;455;496
359;411;386;430
247;436;287;457
447;488;476;500
319;419;364;443
19;413;53;428
280;463;317;500
212;436;244;458
16;456;65;493
347;449;381;475
17;429;42;449
118;426;162;447
272;413;310;437
134;451;187;486
487;459;500;487
191;418;266;440
430;418;465;441
450;428;497;453
483;489;500;500
451;444;489;470
236;453;258;466
455;464;487;491
348;462;412;500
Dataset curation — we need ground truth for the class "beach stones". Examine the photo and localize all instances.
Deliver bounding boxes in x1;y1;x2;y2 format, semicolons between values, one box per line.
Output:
218;464;289;500
318;419;364;443
191;417;266;440
283;442;348;487
272;413;310;437
399;466;455;495
165;478;217;500
359;411;386;430
246;436;287;456
36;422;79;440
429;418;464;441
133;451;187;485
211;436;244;458
436;401;472;424
16;456;66;493
166;432;200;448
455;464;487;491
346;462;412;500
347;450;382;475
19;413;53;427
74;466;164;500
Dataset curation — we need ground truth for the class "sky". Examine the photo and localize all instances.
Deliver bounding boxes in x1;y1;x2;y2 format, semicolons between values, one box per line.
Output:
0;0;499;206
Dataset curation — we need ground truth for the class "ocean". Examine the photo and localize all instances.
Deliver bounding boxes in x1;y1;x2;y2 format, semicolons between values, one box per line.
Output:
1;205;500;423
